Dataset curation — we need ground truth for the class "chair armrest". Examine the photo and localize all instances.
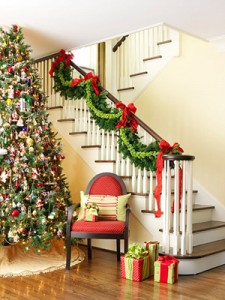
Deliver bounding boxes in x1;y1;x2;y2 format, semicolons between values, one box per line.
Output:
67;203;80;225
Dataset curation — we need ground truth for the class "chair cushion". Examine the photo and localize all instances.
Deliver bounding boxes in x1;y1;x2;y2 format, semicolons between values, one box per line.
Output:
77;192;130;222
72;220;125;234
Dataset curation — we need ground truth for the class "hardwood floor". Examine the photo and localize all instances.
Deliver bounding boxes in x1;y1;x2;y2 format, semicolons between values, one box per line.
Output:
0;246;225;300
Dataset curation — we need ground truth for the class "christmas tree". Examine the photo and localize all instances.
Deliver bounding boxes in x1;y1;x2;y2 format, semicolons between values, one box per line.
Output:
0;25;71;251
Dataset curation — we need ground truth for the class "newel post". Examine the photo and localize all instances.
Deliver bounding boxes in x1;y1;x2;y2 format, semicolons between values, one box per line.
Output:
161;154;195;255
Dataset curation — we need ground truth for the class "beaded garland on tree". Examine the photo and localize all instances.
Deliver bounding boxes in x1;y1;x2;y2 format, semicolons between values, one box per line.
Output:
0;26;71;251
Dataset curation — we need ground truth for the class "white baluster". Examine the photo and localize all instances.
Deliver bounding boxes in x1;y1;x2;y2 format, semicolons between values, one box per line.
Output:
162;160;171;253
121;158;125;176
131;165;136;192
148;171;154;211
100;129;105;159
180;161;187;255
115;151;120;175
137;169;142;193
87;111;91;145
126;157;130;176
187;161;193;254
105;132;110;160
142;168;147;193
110;131;115;160
173;161;180;255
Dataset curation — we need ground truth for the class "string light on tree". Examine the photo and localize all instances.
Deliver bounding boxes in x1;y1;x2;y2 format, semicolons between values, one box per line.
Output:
0;25;71;251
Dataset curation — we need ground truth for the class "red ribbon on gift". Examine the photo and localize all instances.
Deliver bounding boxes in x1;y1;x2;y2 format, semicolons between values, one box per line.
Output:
71;72;100;96
115;102;138;132
49;49;74;76
154;140;183;218
158;255;179;283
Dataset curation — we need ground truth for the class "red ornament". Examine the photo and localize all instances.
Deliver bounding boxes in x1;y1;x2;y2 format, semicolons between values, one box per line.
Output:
7;66;13;73
11;209;19;217
13;25;18;33
37;182;43;187
22;67;28;73
14;90;21;97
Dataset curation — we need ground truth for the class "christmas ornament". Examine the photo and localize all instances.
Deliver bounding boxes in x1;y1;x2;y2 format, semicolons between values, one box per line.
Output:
11;209;19;217
17;117;24;126
0;148;7;155
19;98;26;112
7;66;13;73
26;137;33;146
6;98;12;106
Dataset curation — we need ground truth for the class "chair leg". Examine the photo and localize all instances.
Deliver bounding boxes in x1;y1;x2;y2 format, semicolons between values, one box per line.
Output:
66;238;72;270
117;239;121;261
87;239;92;260
124;237;128;254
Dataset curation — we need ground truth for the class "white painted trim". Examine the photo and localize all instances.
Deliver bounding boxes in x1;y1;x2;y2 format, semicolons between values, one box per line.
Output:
193;179;225;222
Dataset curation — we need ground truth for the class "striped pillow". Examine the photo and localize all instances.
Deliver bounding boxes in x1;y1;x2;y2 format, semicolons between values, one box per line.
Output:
78;191;130;221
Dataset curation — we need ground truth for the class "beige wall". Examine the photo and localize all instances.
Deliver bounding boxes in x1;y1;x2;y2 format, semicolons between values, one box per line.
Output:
55;130;95;203
136;33;225;205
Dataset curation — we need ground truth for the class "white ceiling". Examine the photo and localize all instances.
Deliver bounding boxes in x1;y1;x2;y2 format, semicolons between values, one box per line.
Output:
1;0;225;59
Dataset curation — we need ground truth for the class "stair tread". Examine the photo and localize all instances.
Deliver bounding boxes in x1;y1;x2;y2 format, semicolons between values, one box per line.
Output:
142;204;215;214
58;118;75;122
162;239;225;259
193;220;225;233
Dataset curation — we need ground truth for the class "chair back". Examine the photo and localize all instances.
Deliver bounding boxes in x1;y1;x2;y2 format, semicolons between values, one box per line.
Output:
86;172;127;196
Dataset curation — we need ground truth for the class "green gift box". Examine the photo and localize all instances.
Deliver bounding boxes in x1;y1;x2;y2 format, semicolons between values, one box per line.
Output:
84;203;99;221
154;255;179;284
144;241;159;276
121;243;151;281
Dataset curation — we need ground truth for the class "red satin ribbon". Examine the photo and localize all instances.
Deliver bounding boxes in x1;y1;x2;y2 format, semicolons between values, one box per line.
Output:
158;255;179;283
71;72;100;96
49;49;74;76
115;102;138;132
154;140;183;218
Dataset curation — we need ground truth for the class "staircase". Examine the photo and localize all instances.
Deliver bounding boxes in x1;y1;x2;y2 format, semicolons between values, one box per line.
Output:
34;26;225;275
105;23;180;104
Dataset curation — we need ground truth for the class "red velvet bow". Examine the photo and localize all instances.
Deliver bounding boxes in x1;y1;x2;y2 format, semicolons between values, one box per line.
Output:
158;255;179;265
154;140;184;218
115;102;138;132
49;49;74;76
71;72;100;96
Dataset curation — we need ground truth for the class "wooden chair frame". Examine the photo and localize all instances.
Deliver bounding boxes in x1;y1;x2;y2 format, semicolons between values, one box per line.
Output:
66;172;131;270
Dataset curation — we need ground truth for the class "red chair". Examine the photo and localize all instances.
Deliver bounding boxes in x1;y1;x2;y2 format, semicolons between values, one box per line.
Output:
66;172;131;270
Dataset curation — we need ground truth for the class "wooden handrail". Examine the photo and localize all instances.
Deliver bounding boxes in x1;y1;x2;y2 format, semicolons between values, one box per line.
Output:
70;61;162;142
112;35;129;52
34;55;162;142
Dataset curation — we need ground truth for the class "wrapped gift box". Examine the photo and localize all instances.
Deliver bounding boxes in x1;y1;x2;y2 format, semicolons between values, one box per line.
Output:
121;243;151;281
144;241;160;276
121;255;151;282
84;203;99;222
154;255;179;284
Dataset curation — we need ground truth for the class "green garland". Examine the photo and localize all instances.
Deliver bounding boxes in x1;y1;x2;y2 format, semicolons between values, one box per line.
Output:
50;55;161;171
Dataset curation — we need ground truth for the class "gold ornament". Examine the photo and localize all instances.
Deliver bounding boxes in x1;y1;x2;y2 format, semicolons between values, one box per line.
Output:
6;98;12;106
26;137;33;146
17;55;23;62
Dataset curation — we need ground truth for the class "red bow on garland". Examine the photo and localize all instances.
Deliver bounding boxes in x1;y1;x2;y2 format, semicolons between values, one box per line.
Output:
115;102;138;132
49;49;74;76
154;140;183;218
71;72;100;96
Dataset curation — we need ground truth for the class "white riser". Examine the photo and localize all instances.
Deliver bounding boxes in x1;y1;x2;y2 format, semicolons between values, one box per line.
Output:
193;227;225;246
179;251;225;275
192;209;213;224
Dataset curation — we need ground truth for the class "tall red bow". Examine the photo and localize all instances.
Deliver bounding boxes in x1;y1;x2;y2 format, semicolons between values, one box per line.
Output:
49;49;74;76
154;140;184;218
115;102;138;132
71;72;100;96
